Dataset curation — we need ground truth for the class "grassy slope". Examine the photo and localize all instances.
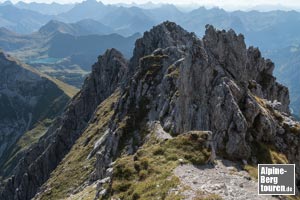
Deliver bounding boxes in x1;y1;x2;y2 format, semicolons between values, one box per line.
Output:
0;91;70;177
109;132;211;200
1;119;53;175
5;53;78;97
34;90;212;200
37;91;120;200
20;60;79;97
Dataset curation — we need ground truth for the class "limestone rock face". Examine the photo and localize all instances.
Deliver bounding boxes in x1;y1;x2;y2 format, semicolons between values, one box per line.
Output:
110;22;294;159
128;21;197;75
1;22;300;200
0;49;128;200
92;22;299;186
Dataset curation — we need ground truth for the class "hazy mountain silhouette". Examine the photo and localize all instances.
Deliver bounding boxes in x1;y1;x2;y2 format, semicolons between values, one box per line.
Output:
39;19;114;36
47;32;140;67
15;1;74;15
57;0;109;22
0;5;51;34
99;6;155;36
0;24;140;87
1;1;300;114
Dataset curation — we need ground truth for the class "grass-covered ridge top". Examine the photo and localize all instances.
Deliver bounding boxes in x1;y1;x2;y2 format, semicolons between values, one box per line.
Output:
108;131;211;200
2;51;78;97
21;60;79;98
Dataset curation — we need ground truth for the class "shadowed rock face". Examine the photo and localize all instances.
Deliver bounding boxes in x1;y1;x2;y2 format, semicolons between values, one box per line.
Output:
0;52;44;162
0;51;71;177
0;48;128;200
1;22;300;200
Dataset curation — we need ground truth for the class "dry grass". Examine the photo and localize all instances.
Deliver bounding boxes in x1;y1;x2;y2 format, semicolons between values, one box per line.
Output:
19;59;78;97
243;165;258;180
286;195;300;200
244;142;288;180
37;91;120;200
66;183;97;200
110;132;211;200
290;124;300;134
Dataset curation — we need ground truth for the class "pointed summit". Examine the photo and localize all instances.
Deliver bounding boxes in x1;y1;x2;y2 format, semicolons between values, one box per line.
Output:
38;20;70;35
135;21;195;55
0;1;12;6
130;21;197;71
82;0;103;6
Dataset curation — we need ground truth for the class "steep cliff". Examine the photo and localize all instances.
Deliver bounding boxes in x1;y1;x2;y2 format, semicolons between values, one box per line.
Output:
88;22;300;198
1;22;300;200
0;48;128;200
0;51;77;179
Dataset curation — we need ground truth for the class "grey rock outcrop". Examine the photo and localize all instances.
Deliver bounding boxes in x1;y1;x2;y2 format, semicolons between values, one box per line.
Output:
90;22;300;193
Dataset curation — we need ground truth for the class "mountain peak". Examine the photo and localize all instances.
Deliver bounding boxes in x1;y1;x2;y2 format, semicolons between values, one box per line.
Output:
81;0;103;6
100;48;125;60
154;21;184;33
38;20;67;35
0;1;12;6
42;19;64;27
129;21;197;71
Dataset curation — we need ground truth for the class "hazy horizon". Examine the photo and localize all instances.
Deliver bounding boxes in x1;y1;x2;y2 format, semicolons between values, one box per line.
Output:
2;0;300;11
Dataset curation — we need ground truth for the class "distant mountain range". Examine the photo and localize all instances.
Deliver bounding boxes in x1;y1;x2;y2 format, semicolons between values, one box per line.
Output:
47;32;140;60
0;20;140;88
15;1;74;15
2;0;300;45
0;4;51;34
39;19;114;36
0;0;300;115
1;1;300;46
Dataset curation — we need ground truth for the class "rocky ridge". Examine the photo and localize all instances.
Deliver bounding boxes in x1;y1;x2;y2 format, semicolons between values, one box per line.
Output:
1;21;300;200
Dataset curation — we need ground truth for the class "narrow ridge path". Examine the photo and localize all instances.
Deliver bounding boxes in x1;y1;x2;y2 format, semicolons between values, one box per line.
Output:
174;159;278;200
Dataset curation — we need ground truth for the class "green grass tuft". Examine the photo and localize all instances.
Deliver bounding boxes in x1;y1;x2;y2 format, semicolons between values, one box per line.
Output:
110;132;211;199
